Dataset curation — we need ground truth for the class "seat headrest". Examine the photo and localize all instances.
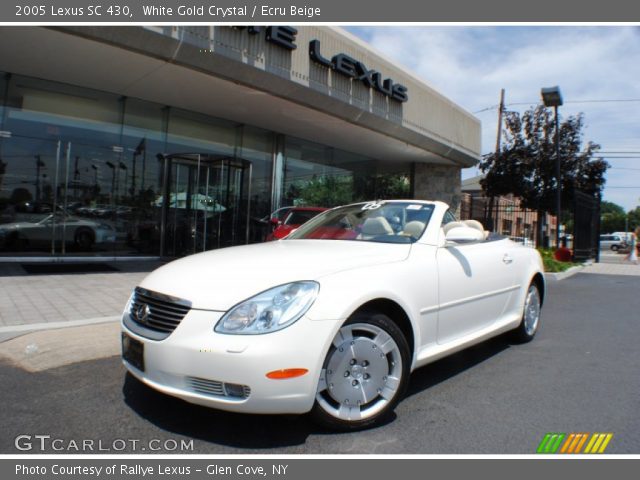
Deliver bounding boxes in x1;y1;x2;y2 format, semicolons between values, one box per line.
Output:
361;217;394;237
443;221;465;234
402;221;425;239
463;219;488;240
464;219;485;232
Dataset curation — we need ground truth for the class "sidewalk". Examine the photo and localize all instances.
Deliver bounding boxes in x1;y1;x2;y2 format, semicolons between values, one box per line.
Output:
0;261;165;340
584;251;640;276
1;254;638;374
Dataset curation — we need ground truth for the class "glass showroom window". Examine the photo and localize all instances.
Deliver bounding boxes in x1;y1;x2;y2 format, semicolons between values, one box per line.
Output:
119;98;167;256
281;136;412;210
238;126;274;243
0;74;123;257
282;137;354;209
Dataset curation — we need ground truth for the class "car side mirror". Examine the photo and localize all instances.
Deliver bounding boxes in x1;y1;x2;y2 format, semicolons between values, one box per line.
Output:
445;226;484;244
270;218;280;227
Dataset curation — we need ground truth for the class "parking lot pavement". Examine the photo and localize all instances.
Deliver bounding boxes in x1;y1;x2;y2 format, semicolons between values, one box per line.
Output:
0;261;164;333
0;270;638;454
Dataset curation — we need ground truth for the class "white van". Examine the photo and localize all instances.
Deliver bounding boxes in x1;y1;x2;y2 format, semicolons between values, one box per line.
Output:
612;232;633;243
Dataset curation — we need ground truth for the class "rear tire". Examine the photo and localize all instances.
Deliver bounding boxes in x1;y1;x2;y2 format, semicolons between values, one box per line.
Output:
6;232;28;251
311;312;410;431
511;282;542;343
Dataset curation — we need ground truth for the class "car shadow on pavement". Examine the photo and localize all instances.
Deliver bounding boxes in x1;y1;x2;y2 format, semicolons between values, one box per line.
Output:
404;334;512;399
122;373;314;449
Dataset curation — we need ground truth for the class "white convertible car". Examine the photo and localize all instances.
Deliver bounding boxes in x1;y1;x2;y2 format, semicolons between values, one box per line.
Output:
121;200;544;429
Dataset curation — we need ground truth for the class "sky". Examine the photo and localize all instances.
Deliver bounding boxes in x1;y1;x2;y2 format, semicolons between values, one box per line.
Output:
347;26;640;212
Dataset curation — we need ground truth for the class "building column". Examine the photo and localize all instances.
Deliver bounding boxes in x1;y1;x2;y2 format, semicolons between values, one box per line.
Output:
412;163;461;213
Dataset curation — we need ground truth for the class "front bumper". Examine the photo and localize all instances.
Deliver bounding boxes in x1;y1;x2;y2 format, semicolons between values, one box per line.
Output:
121;309;339;414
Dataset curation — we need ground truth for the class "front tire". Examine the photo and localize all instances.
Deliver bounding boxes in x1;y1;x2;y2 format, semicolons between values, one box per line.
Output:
511;282;542;343
311;312;410;431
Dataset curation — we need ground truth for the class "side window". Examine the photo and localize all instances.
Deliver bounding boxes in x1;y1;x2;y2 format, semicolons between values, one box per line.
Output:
442;209;457;227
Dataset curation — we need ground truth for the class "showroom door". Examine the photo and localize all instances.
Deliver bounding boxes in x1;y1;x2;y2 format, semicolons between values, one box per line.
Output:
161;154;252;257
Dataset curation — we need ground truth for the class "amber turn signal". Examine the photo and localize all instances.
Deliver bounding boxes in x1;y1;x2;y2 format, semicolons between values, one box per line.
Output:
266;368;309;379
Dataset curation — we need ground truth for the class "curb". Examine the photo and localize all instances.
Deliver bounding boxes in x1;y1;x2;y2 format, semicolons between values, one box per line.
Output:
545;265;584;281
0;316;120;337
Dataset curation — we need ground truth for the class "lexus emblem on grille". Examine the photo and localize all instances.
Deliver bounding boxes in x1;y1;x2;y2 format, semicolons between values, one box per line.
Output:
134;303;151;324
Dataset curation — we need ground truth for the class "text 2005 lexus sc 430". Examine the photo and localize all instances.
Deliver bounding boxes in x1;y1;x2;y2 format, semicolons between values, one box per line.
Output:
122;200;544;430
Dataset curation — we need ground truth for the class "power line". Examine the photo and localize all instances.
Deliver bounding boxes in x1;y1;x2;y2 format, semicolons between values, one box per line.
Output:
473;98;640;114
472;105;500;114
566;99;640;104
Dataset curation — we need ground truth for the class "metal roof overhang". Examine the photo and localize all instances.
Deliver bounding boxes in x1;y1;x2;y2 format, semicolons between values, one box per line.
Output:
0;26;479;168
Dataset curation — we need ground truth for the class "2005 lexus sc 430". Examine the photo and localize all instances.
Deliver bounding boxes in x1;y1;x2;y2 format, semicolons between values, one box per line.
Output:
121;200;544;429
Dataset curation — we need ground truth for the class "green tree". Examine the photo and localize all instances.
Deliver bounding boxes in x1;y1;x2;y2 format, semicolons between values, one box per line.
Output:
601;201;625;216
600;201;627;233
296;175;354;207
480;105;608;218
628;206;640;230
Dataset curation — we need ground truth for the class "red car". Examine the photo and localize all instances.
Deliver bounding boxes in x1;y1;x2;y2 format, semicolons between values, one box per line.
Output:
266;207;327;241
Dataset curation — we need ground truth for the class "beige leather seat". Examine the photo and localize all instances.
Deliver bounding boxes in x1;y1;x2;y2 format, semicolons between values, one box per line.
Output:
463;219;488;240
401;221;426;239
358;217;394;240
443;221;465;235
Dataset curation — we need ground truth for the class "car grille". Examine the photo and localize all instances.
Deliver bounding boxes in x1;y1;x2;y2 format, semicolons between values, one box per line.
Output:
186;376;251;399
129;287;191;335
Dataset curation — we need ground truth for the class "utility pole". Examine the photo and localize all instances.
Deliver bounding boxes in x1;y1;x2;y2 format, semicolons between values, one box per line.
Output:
495;88;505;154
489;89;505;232
625;213;629;239
554;104;561;248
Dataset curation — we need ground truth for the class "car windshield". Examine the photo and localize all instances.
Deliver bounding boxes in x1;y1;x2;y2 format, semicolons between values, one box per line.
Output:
284;210;323;225
286;201;435;244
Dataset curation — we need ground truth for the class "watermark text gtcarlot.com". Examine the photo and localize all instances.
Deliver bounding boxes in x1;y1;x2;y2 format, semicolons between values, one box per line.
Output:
15;435;194;452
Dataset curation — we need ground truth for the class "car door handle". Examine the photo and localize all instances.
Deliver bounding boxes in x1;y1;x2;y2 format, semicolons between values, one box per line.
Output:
503;254;513;264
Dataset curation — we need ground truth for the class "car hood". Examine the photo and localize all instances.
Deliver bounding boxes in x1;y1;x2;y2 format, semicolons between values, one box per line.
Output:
139;240;411;310
0;222;35;230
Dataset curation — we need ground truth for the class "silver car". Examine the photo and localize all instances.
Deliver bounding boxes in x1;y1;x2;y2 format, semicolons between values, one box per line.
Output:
0;214;116;250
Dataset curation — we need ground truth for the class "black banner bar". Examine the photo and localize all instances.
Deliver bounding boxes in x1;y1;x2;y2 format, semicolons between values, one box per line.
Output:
3;0;640;22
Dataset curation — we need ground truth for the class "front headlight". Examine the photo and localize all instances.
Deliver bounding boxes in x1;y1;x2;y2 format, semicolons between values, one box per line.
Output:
215;281;319;335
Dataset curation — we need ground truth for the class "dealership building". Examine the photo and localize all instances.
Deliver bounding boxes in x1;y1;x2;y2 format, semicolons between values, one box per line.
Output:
0;26;480;259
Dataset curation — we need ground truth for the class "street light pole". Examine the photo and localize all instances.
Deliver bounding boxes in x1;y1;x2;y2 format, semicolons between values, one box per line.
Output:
541;86;563;248
554;104;561;247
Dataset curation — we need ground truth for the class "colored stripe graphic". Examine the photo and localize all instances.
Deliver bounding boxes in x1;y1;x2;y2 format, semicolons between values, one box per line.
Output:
561;432;589;453
537;433;566;453
539;432;613;454
560;433;576;453
574;433;590;453
584;433;613;454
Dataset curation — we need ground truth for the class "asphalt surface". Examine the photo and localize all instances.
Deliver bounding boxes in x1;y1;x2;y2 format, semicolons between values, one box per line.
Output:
1;272;639;454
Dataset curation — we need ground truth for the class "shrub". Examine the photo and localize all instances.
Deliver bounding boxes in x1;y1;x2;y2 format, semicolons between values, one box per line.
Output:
554;247;573;262
537;248;578;272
